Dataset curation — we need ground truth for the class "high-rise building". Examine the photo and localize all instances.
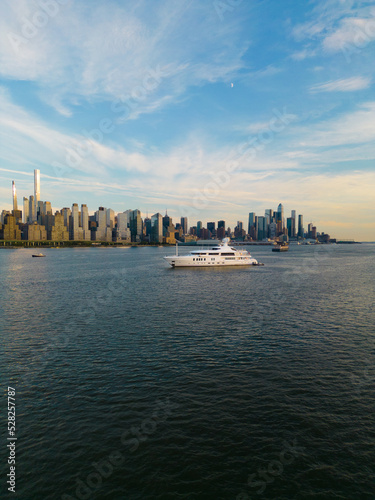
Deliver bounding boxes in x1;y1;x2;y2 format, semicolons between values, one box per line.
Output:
29;195;35;223
180;217;188;235
106;209;115;229
43;201;52;215
25;222;47;241
248;212;256;235
277;203;284;224
217;226;225;239
217;220;226;239
287;217;295;238
291;210;296;238
151;213;163;243
196;221;202;238
70;203;82;240
94;207;111;241
207;222;216;236
116;211;131;241
0;214;21;240
268;222;276;239
12;181;18;212
23;197;29;223
265;209;273;224
80;204;90;240
130;209;142;242
248;212;257;240
49;213;69;241
163;212;172;236
61;207;72;231
257;216;267;240
36;201;43;222
298;215;304;239
34;169;40;217
96;207;106;228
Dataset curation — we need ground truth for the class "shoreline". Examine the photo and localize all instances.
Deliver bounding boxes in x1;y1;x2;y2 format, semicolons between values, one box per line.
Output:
0;241;367;249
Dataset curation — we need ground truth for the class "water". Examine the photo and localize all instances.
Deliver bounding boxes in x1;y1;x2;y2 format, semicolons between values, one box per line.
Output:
1;244;374;499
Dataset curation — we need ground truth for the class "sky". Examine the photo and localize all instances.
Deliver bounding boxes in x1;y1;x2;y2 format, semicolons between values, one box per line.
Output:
0;0;374;240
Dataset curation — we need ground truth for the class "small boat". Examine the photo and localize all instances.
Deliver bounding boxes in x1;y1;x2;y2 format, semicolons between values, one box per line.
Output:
272;243;289;252
32;253;46;257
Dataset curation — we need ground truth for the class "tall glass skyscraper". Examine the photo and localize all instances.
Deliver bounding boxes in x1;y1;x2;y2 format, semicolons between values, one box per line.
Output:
12;181;17;212
34;169;40;218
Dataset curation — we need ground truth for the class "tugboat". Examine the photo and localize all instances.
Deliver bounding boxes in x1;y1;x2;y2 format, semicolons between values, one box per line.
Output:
272;242;289;252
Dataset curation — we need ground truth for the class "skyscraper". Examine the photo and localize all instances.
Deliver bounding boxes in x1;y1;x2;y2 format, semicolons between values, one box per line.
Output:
23;197;29;223
81;204;90;240
29;195;35;223
130;209;142;242
197;221;202;238
257;216;267;240
277;203;284;224
207;222;216;236
248;212;257;239
265;209;273;223
106;208;115;229
217;220;226;239
34;169;40;217
180;217;188;235
163;212;172;235
117;211;131;241
298;215;304;239
12;181;17;212
151;213;163;243
291;210;296;238
61;207;72;231
287;217;294;238
70;203;81;240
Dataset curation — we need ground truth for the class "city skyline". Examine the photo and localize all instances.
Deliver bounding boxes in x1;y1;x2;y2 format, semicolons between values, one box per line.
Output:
0;1;374;241
2;175;334;241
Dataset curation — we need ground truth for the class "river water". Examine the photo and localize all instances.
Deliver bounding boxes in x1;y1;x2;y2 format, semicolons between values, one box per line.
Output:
1;243;374;499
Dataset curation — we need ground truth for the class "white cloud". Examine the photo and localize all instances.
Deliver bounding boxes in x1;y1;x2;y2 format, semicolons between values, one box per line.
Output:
291;2;375;58
297;101;375;147
323;13;375;53
310;76;371;93
0;0;251;117
290;48;317;61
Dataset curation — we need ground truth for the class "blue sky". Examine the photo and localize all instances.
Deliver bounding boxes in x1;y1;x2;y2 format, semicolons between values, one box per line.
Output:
0;0;374;240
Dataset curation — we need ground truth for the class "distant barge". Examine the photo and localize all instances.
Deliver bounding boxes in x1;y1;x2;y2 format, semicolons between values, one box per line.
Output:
272;244;289;252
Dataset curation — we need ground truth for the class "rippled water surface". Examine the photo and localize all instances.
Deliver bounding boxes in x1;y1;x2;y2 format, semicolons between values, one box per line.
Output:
1;244;374;499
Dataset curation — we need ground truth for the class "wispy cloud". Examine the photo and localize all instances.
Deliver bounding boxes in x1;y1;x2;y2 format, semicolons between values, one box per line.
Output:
290;48;317;61
323;12;375;53
310;76;371;93
291;2;375;56
0;0;251;117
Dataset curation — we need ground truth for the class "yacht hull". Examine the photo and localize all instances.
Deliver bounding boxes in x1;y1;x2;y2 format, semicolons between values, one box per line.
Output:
164;256;258;268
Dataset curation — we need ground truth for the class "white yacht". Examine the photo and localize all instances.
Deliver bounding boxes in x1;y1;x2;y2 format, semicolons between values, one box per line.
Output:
164;238;259;268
